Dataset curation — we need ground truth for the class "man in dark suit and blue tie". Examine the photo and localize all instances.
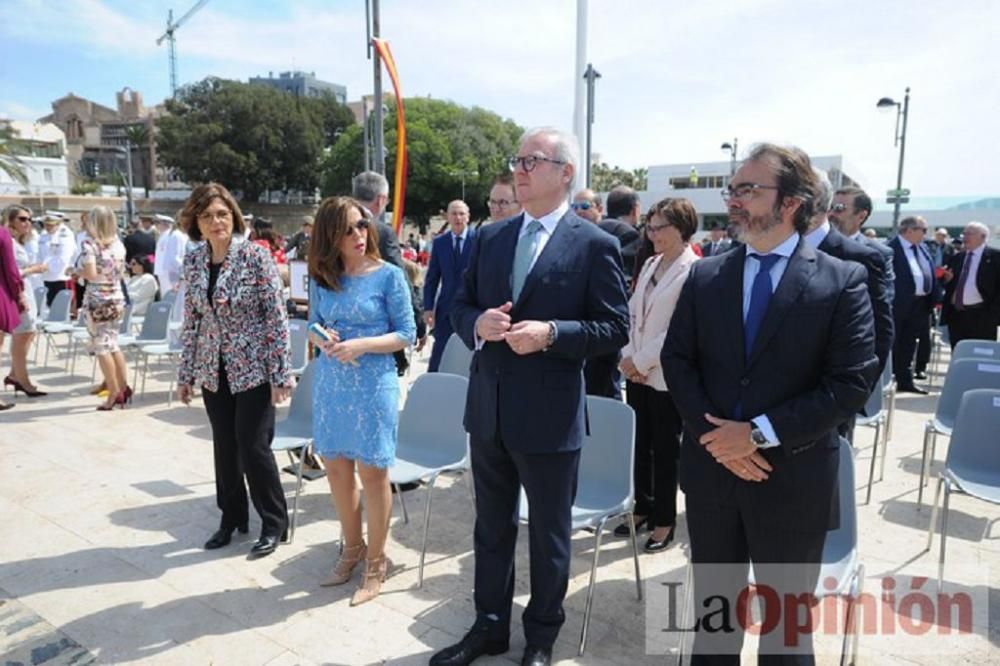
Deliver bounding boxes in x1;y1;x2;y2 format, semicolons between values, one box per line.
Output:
423;199;475;372
888;216;939;393
432;128;629;666
662;143;878;664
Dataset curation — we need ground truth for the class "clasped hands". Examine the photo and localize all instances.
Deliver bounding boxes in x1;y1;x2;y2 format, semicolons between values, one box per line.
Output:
476;301;550;355
308;327;363;366
699;414;773;482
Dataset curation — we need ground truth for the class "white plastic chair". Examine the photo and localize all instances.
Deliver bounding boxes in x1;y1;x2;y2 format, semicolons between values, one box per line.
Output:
388;373;472;587
68;304;133;377
37;290;73;366
925;389;1000;591
287;319;309;377
858;383;887;505
437;333;473;378
951;338;1000;364
122;302;173;391
918;358;1000;507
270;360;317;543
519;395;642;656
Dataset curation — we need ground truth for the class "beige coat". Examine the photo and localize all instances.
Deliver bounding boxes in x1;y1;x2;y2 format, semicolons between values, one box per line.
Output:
621;245;699;391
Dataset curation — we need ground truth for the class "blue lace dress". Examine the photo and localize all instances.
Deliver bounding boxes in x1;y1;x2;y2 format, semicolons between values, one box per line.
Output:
310;263;416;468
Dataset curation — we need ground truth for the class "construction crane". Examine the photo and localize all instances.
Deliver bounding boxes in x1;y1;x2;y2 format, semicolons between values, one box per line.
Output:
156;0;210;98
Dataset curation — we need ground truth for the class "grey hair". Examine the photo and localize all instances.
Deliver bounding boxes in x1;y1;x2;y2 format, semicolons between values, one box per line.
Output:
899;216;926;231
811;167;833;214
352;171;389;202
966;221;990;241
520;127;580;190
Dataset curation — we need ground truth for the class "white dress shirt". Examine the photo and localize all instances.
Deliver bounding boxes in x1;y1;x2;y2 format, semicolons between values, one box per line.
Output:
40;223;77;283
958;245;986;307
154;228;189;294
898;235;932;297
803;219;831;250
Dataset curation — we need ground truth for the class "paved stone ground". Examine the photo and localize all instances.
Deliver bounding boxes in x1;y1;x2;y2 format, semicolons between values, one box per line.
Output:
0;340;997;665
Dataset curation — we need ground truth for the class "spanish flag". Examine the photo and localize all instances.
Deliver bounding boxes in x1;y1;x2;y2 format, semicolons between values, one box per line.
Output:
372;38;407;236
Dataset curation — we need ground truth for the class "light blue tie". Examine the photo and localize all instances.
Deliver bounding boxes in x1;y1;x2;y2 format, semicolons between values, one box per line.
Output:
511;219;543;302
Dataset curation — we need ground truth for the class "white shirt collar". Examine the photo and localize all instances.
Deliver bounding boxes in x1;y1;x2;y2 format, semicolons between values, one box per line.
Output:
522;200;570;237
746;230;799;259
451;227;468;242
803;219;831;249
967;243;986;258
898;235;919;251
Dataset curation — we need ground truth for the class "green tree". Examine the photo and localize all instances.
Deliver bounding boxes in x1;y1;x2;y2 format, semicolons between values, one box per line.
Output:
592;162;647;192
320;98;523;225
157;78;353;202
0;124;27;186
124;124;151;197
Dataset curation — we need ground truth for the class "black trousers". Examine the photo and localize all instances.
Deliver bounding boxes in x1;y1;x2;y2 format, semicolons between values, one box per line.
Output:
625;381;681;528
915;312;933;372
470;432;580;649
44;280;67;306
948;307;998;348
892;296;931;387
202;370;288;538
687;489;827;665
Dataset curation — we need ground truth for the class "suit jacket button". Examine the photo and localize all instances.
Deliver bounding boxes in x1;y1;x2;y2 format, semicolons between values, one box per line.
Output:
740;378;750;387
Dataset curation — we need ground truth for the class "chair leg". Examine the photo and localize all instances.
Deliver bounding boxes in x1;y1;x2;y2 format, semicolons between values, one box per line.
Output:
463;470;476;514
141;354;150;396
69;338;76;376
864;421;880;505
877;415;889;482
395;484;409;524
918;423;933;507
418;475;438;589
847;564;864;666
579;518;607;656
925;476;944;552
886;384;897;440
627;512;643;601
937;478;952;593
288;443;307;544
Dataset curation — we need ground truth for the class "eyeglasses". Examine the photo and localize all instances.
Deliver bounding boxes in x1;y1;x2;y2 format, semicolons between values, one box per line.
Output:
488;198;517;207
508;155;566;173
830;203;849;213
570;202;593;211
346;220;370;236
646;223;672;234
720;183;780;202
197;210;232;223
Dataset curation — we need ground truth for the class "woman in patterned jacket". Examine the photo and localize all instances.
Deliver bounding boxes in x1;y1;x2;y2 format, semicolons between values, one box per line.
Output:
176;183;293;560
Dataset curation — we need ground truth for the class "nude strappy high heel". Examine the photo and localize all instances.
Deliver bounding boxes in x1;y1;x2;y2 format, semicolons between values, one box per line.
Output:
350;555;392;606
320;541;367;587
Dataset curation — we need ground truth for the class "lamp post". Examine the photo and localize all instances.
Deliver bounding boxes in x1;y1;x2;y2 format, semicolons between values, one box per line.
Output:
583;63;601;188
112;141;135;223
450;168;479;201
877;87;910;232
720;138;737;176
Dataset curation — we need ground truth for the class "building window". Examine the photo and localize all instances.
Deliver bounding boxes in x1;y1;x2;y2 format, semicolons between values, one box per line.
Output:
43;169;53;184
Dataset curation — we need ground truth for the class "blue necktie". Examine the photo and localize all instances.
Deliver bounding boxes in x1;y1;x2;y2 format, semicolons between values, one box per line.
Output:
511;220;542;301
744;254;782;360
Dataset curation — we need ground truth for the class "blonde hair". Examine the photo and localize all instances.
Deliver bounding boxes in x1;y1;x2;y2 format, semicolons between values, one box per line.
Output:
88;205;119;245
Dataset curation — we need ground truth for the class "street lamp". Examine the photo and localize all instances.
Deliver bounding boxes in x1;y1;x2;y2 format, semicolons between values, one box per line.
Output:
111;140;135;223
720;139;738;176
450;168;479;200
877;87;910;232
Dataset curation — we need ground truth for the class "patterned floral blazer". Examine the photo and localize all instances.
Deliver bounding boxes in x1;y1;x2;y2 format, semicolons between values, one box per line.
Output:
178;237;292;394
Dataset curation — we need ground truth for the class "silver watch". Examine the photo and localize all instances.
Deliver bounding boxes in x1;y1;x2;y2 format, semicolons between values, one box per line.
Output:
750;426;768;448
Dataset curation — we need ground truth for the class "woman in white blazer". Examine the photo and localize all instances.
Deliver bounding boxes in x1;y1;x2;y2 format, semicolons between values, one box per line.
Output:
617;198;700;552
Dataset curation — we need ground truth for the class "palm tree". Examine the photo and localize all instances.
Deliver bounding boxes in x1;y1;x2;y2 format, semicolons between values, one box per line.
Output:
0;124;27;186
124;124;150;197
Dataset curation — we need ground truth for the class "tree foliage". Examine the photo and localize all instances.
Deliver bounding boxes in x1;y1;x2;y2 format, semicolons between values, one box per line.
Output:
320;98;523;224
592;162;648;192
0;124;27;185
157;78;354;202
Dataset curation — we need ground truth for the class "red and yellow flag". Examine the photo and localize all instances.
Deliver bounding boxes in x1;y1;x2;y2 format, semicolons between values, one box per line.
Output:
372;38;407;236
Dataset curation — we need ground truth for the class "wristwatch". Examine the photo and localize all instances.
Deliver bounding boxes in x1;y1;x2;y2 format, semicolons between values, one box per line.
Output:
543;320;557;351
749;425;769;448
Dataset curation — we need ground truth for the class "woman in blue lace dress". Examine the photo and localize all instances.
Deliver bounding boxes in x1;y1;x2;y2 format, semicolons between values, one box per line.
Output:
307;196;415;606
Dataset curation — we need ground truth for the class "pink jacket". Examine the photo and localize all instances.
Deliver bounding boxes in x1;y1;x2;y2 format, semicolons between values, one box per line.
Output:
178;238;291;394
0;226;23;334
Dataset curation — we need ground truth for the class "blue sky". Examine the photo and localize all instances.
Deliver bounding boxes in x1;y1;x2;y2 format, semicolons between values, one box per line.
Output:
2;0;997;203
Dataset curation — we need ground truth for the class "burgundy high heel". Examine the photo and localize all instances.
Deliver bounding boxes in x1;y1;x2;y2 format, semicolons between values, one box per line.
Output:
97;390;127;411
124;385;134;404
5;376;47;397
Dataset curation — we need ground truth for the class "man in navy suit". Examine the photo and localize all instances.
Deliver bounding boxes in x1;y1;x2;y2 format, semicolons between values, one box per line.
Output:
829;186;895;303
432;128;629;666
888;216;939;393
940;221;1000;346
423;199;475;372
662;144;877;664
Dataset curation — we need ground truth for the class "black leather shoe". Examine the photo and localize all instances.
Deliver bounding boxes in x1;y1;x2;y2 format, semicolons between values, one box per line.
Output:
248;535;280;559
429;622;509;665
204;524;248;550
521;645;552;666
914;371;928;380
897;384;929;395
644;529;675;553
613;516;647;537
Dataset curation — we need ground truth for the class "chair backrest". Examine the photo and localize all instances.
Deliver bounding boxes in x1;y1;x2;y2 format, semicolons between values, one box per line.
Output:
952;339;1000;364
286;358;316;423
396;373;470;468
438;333;473;378
44;289;71;323
862;378;884;417
34;286;47;317
575;396;636;512
160;290;178;307
945;389;1000;481
880;355;894;391
137;301;172;342
935;358;1000;429
822;438;858;565
118;303;133;335
287;319;309;373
